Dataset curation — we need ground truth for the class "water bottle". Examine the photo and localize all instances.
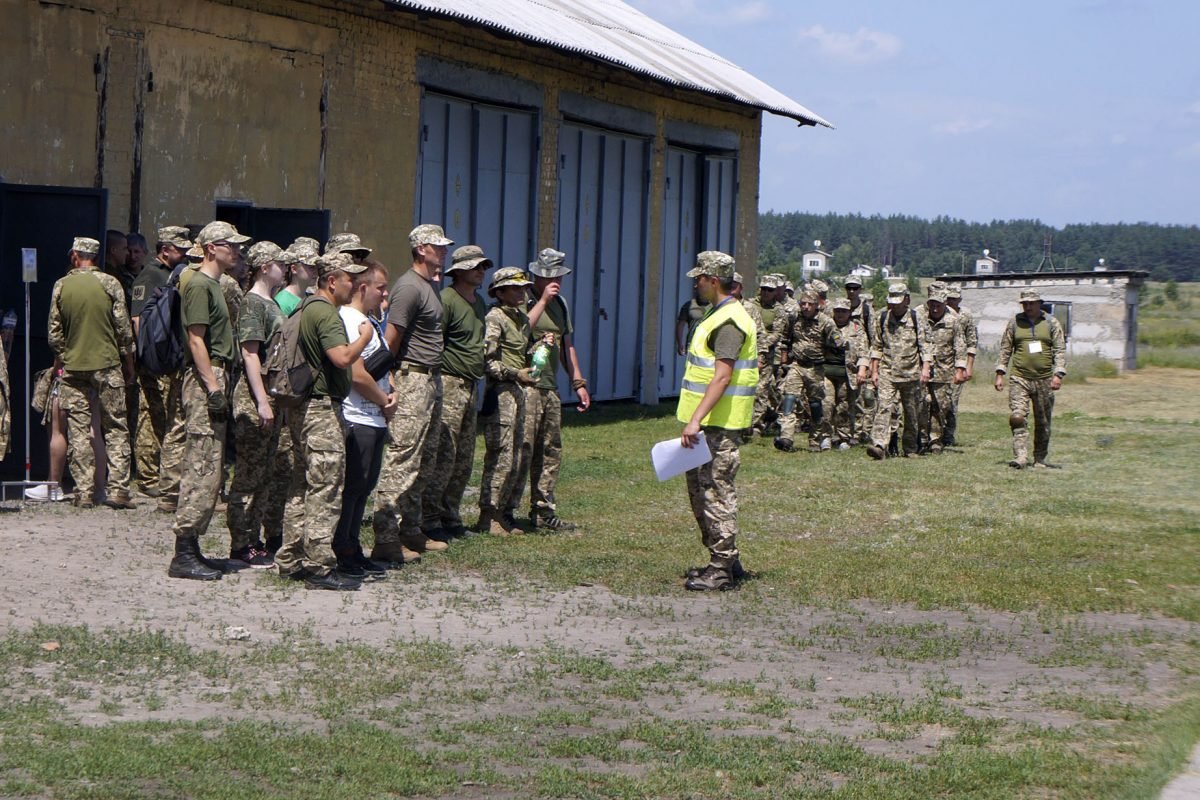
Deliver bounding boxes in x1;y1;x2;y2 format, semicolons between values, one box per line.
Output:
530;341;551;379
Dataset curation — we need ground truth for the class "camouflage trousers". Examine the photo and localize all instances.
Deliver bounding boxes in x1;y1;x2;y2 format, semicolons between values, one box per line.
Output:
822;368;852;445
263;417;292;543
421;375;478;528
685;427;742;569
133;368;170;493
172;368;227;541
157;369;185;503
922;382;955;448
60;366;130;501
274;397;344;576
509;386;562;516
1009;375;1055;464
945;382;964;444
779;364;825;447
479;381;525;514
372;370;441;545
225;377;281;551
0;370;9;459
751;362;780;430
854;379;876;443
872;376;923;456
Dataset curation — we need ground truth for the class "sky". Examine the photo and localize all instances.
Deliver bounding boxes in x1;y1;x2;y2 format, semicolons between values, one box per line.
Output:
625;0;1200;228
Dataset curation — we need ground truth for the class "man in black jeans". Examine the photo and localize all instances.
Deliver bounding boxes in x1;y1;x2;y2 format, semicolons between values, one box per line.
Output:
333;263;396;577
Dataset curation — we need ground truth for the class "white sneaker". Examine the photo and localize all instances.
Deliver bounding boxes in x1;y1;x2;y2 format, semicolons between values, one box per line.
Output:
820;437;832;451
24;484;64;502
837;442;851;451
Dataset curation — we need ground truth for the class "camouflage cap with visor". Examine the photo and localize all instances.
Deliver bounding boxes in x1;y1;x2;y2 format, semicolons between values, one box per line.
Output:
284;237;321;267
71;237;101;256
685;250;736;279
886;283;910;305
945;285;962;299
317;251;368;278
808;278;830;296
157;226;193;250
844;275;863;288
409;224;454;249
325;232;372;257
194;221;251;247
831;297;852;311
245;241;285;271
1019;288;1043;302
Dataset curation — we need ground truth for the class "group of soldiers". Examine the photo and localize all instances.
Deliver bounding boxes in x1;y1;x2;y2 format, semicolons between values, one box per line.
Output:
30;222;591;591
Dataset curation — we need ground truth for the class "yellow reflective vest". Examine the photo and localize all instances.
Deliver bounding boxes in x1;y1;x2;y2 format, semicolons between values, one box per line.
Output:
676;297;758;429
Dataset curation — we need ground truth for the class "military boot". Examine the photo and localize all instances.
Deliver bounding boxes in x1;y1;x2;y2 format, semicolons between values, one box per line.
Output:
685;560;745;582
684;565;732;592
478;511;514;537
168;538;222;581
370;540;421;567
773;437;795;453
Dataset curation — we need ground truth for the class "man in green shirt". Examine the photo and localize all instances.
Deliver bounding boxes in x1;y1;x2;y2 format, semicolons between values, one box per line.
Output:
47;236;136;509
275;252;373;590
168;221;249;581
423;244;491;540
994;288;1067;469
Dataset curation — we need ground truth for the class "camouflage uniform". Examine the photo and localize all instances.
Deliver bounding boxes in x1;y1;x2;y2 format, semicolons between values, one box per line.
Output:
156;263;201;508
870;302;933;457
996;301;1067;466
273;397;344;575
423;375;477;528
225;378;279;550
133;370;170;493
0;341;10;459
849;298;876;442
946;297;978;445
687;429;743;566
480;303;531;516
824;302;869;447
917;302;966;450
48;262;135;504
172;367;228;540
744;295;780;431
778;304;843;449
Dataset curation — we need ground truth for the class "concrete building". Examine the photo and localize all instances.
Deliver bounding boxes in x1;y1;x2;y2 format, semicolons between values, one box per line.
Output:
942;271;1148;372
975;250;1000;275
801;240;833;279
0;0;829;478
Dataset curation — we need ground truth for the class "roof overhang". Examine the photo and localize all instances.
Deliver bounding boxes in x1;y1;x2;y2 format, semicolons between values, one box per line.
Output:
379;0;833;128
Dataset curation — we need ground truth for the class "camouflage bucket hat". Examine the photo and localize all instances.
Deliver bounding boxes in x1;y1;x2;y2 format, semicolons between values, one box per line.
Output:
71;237;101;256
447;244;493;273
325;232;372;257
317;252;367;277
488;266;533;294
157;226;193;249
245;241;285;270
1019;288;1042;302
686;250;736;279
409;224;454;249
194;221;250;247
529;248;572;278
886;284;910;305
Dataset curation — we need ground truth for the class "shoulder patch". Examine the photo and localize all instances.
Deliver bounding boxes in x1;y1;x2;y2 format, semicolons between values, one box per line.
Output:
133;285;145;301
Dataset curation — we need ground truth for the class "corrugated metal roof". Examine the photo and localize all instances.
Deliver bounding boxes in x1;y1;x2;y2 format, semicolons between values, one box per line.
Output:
380;0;832;128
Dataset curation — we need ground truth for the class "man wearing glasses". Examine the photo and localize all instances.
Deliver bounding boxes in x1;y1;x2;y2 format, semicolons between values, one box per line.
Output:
168;221;249;580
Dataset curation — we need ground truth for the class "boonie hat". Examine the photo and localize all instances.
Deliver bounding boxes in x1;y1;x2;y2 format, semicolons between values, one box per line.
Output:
831;297;852;311
886;284;910;305
246;241;285;270
157;226;193;249
1020;288;1042;302
488;266;533;295
325;232;372;257
409;224;454;249
71;237;100;256
317;252;368;277
529;248;572;278
686;250;735;279
447;244;492;273
194;221;251;247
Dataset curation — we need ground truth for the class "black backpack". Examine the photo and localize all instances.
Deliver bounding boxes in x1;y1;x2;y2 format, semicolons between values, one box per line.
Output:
136;277;185;376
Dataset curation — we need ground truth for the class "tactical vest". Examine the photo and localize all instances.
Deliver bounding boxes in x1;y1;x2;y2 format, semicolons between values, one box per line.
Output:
676;298;758;430
1011;314;1055;379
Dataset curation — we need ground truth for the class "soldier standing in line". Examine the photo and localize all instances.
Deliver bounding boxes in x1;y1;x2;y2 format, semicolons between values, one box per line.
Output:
775;290;843;453
677;251;757;592
274;252;374;590
422;245;491;542
995;289;1067;469
224;242;287;569
167;221;249;581
47;237;136;509
864;284;932;460
823;298;868;450
845;275;875;443
371;224;454;563
508;248;591;532
918;290;966;453
478;267;544;536
748;274;783;436
944;285;978;446
129;226;192;497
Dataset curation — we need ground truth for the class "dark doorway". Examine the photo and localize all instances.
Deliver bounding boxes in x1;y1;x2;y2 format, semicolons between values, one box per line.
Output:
0;183;108;480
215;202;330;248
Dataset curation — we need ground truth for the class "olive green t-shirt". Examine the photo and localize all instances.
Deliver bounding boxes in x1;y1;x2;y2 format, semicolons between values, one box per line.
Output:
529;294;573;390
179;271;235;364
55;270;123;371
238;292;284;375
440;286;487;380
299;297;351;400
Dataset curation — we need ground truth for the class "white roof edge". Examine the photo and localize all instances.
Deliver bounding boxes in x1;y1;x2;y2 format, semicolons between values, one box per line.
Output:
380;0;833;128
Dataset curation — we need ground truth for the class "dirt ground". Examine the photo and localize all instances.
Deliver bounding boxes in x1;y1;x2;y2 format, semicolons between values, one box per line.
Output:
2;498;1196;766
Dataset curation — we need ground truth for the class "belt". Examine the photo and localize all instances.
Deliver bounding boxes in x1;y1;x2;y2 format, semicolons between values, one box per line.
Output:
209;358;230;369
398;362;440;375
794;360;822;368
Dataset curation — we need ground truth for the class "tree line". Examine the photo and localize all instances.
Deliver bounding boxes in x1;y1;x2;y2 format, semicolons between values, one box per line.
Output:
758;212;1200;282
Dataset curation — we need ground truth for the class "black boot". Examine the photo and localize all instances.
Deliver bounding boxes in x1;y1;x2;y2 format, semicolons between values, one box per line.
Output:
168;537;222;581
192;538;233;573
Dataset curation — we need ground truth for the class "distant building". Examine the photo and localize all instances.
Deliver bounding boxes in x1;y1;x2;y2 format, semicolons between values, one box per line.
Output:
850;264;877;279
975;249;1000;275
942;270;1148;372
802;240;833;278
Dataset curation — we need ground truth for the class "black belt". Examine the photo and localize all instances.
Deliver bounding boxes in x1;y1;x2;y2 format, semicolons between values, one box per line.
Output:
399;362;440;375
794;360;822;368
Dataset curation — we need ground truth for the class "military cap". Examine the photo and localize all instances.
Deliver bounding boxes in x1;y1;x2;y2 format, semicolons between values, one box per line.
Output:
785;281;795;294
686;250;736;279
928;289;948;304
1019;288;1042;302
488;266;533;295
185;244;203;260
831;297;852;311
758;274;780;289
194;221;250;247
317;251;367;277
71;237;100;256
245;241;285;270
844;275;863;288
945;285;962;299
284;237;321;267
447;244;492;274
886;283;910;305
927;280;948;296
157;226;193;249
732;271;744;285
799;289;821;303
808;278;830;296
529;247;572;278
409;223;454;249
325;232;372;257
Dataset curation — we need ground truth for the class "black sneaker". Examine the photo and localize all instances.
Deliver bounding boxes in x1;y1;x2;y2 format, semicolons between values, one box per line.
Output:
353;553;388;579
231;544;275;569
336;557;367;579
533;512;576;531
304;570;362;591
443;523;469;539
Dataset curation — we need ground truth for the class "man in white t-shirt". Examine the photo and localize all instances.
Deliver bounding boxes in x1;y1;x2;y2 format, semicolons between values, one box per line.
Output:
334;263;397;578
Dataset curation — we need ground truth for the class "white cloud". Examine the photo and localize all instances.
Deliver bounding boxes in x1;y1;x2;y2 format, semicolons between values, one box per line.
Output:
934;118;993;136
797;25;902;65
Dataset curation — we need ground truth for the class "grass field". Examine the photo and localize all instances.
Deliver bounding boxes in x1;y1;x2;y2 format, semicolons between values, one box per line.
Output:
1;368;1198;798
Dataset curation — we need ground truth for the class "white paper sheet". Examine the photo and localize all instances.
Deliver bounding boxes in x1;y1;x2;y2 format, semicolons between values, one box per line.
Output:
651;431;713;481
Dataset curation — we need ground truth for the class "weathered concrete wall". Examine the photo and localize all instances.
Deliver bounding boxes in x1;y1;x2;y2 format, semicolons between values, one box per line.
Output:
949;274;1143;372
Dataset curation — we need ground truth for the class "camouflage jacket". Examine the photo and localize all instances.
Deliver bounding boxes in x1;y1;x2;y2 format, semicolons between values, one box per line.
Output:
48;267;135;371
830;318;870;370
871;308;933;382
918;306;967;383
483;305;531;382
954;305;979;356
784;311;844;366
